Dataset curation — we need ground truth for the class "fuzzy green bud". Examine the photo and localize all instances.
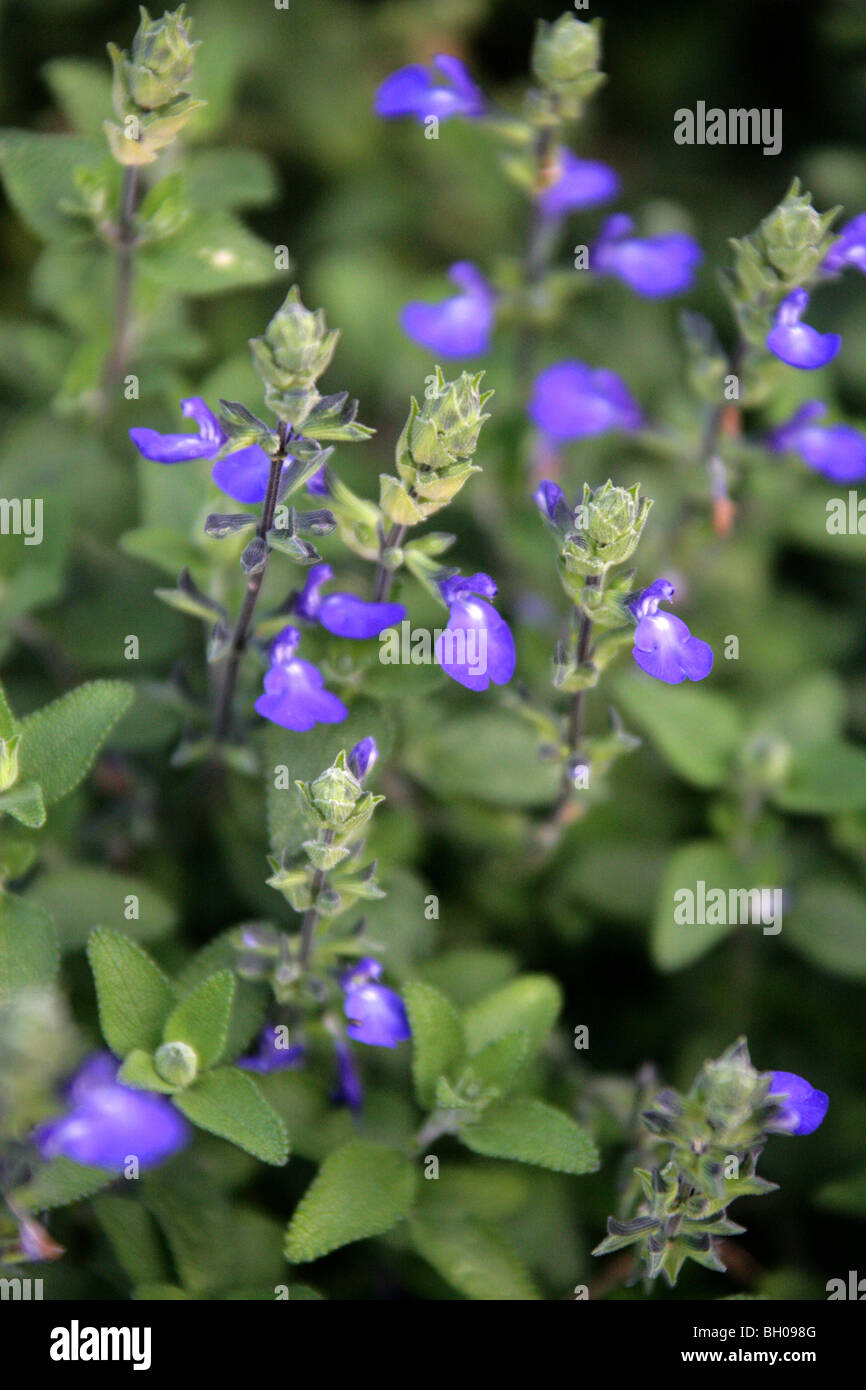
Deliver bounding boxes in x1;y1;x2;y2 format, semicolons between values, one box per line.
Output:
250;287;340;405
154;1040;198;1086
385;368;491;522
109;6;199;113
726;181;839;328
531;15;604;115
307;751;362;828
560;481;651;582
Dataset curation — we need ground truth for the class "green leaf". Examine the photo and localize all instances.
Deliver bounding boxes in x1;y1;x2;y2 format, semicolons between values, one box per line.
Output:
15;680;134;805
139;210;280;295
463;975;562;1057
0;679;15;738
786;880;866;978
0;892;58;1000
163;970;235;1069
87;929;175;1058
173;1067;288;1165
27;866;176;951
462;1031;530;1098
42;60;113;138
118;1048;178;1093
410;1213;541;1300
0;130;105;241
13;1157;115;1211
176;931;269;1063
651;841;741;970
459;1099;600;1175
405;712;560;808
0;781;46;828
404;981;465;1109
774;741;866;814
285;1141;416;1263
93;1196;170;1285
186;148;277;211
611;670;742;789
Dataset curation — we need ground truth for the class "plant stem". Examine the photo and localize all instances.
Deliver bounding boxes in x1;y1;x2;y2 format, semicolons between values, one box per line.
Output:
515;120;559;388
102;165;140;397
373;522;408;602
298;828;334;968
212;424;290;744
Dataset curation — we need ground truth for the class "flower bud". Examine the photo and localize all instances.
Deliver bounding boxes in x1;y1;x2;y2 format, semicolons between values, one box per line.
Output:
0;734;21;793
562;481;651;579
250;287;340;398
388;368;491;521
531;16;603;113
154;1040;198;1087
309;751;363;827
109;6;199;114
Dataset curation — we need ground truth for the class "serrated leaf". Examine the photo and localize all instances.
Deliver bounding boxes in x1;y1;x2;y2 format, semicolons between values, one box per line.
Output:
460;1099;600;1175
284;1141;416;1263
462;1031;530;1098
0;781;46;828
87;929;175;1058
163;970;235;1069
404;981;465;1109
118;1049;178;1093
176;930;269;1062
463;975;562;1057
410;1213;541;1300
13;1157;115;1211
173;1067;288;1165
0;892;58;1000
15;680;134;805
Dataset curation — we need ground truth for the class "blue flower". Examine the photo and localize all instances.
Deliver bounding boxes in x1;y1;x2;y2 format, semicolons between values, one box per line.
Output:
823;214;866;275
348;735;378;781
630;578;713;685
767;401;866;483
332;1038;364;1114
237;1026;305;1074
295;563;405;639
130;396;287;505
33;1054;189;1173
766;289;841;370
374;54;484;122
254;626;348;731
533;479;571;529
436;572;516;692
401;262;495;358
528;360;642;440
341;958;411;1048
306;465;330;496
592;214;702;297
538;148;620;220
767;1071;829;1136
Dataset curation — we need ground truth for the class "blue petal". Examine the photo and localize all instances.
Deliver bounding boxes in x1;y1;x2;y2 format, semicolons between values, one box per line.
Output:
595;226;703;297
211;445;278;503
539;149;620;219
255;659;347;731
633;611;713;684
318;594;406;639
768;1071;829;1136
529;361;642;439
344;984;411;1047
401;263;494;357
436;597;516;692
766;321;841;369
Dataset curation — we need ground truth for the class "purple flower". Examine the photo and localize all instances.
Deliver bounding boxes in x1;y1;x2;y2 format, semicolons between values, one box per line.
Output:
767;1071;829;1136
348;735;378;781
533;479;570;529
306;466;330;496
592;214;702;297
767;401;866;483
341;958;411;1048
528;361;642;440
254;626;348;731
766;289;841;370
823;214;866;275
295;563;405;639
401;262;495;358
33;1054;189;1173
436;572;516;692
538;148;620;220
332;1038;364;1114
630;578;713;685
237;1026;305;1074
130;397;286;505
374;54;484;122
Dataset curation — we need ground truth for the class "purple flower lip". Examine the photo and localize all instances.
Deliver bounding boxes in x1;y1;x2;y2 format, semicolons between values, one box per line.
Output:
436;571;516;693
238;1026;305;1075
295;563;406;639
341;958;411;1048
766;1070;829;1136
401;262;495;358
528;361;643;441
822;213;866;275
538;148;620;220
332;1037;364;1114
130;396;288;504
374;54;484;122
631;577;713;685
766;401;866;483
766;289;841;370
591;214;702;298
254;624;348;732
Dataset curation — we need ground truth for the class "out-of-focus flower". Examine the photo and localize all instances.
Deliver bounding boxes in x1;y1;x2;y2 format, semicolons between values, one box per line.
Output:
130;397;283;504
630;578;713;685
33;1054;189;1172
766;1071;829;1136
822;213;866;275
341;959;411;1048
333;1038;364;1114
766;289;841;369
348;736;378;781
767;401;866;482
539;148;619;220
237;1026;305;1074
592;214;702;297
374;55;484;122
528;360;642;440
254;626;348;731
401;263;495;358
436;572;516;692
295;563;405;639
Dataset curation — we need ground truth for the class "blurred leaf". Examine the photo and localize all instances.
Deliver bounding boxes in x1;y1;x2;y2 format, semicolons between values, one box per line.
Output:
0;892;58;1000
786;880;866;978
87;929;175;1057
14;1157;115;1211
28;866;176;951
652;841;742;970
460;1099;600;1175
774;741;866;814
463;975;562;1057
284;1140;415;1263
612;671;741;789
406;711;560;808
0;130;104;241
138;210;280;295
404;981;465;1109
41;59;112;138
186;148;277;211
410;1213;541;1300
93;1196;170;1285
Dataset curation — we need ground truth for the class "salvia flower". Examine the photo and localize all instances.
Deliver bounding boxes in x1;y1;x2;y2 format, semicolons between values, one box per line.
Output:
538;148;620;220
401;262;495;358
332;1038;364;1114
822;213;866;275
766;1070;829;1136
592;214;703;298
766;289;841;370
528;360;642;440
374;54;484;122
295;563;405;639
254;626;348;731
129;396;283;504
237;1026;305;1075
630;578;713;685
33;1054;189;1172
436;572;516;692
306;465;330;496
348;736;378;781
341;958;411;1048
767;401;866;483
